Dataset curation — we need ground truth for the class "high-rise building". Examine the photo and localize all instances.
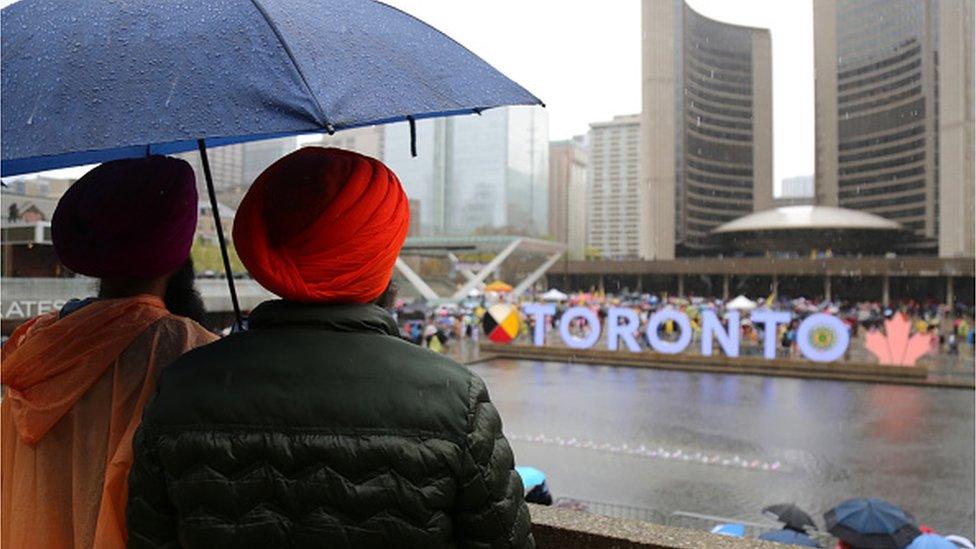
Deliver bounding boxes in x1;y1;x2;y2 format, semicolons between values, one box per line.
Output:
549;136;588;260
178;137;297;209
382;106;548;236
781;175;816;198
587;115;641;259
304;125;385;160
814;0;975;257
640;0;774;258
241;137;300;189
407;199;422;236
178;144;243;203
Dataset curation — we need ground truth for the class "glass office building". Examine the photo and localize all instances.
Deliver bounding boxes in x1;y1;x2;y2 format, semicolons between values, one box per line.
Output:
383;106;549;237
814;0;975;256
640;0;774;258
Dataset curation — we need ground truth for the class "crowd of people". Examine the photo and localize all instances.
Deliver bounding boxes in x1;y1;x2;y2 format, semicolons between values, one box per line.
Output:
393;290;976;362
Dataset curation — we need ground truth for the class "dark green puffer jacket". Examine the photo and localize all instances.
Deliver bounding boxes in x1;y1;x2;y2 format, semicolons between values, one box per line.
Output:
127;301;533;549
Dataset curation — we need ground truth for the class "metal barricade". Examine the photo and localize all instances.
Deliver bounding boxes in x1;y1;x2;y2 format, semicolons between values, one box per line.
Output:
667;510;835;547
552;497;666;525
548;500;837;546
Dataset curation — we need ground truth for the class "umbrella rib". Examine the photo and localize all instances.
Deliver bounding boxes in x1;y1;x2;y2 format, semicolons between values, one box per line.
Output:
247;0;335;134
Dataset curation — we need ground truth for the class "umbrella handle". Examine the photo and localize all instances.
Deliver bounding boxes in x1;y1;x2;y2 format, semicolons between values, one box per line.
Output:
198;139;243;331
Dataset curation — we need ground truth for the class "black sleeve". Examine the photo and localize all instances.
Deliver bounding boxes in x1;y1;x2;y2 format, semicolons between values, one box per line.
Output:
127;422;180;548
454;376;534;548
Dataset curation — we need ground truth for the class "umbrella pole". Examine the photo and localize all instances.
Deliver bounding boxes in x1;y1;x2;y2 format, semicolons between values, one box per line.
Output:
197;139;243;330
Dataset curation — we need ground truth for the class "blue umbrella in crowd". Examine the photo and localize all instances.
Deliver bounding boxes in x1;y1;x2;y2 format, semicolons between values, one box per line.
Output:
2;0;541;324
515;466;553;505
764;503;819;532
907;534;961;549
712;523;746;537
514;466;547;492
759;528;821;547
824;498;921;549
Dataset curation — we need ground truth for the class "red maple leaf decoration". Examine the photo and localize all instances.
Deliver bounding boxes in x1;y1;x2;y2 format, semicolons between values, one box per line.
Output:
865;313;934;366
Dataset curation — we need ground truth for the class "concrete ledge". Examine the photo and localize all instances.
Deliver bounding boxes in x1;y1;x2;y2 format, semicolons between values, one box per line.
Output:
478;343;966;388
529;504;787;548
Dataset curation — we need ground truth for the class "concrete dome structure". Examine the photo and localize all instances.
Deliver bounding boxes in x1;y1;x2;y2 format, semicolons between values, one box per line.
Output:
712;205;907;255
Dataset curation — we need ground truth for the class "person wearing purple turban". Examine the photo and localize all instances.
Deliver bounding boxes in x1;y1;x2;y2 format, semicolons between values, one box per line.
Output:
1;156;217;548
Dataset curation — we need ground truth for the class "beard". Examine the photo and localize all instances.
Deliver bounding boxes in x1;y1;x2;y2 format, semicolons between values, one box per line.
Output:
374;280;398;312
164;259;207;324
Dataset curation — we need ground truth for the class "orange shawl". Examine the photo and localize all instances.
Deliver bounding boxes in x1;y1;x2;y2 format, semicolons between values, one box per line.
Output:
1;296;217;548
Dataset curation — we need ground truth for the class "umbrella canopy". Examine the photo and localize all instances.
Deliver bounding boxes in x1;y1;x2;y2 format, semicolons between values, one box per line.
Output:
541;288;569;301
945;535;976;549
484;281;513;293
758;529;821;547
907;535;959;549
825;498;921;549
727;295;758;311
1;0;542;175
514;466;546;492
763;503;818;532
711;523;746;537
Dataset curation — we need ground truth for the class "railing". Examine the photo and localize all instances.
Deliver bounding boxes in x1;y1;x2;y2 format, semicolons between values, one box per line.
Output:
529;504;791;548
553;497;667;524
667;510;781;538
545;499;837;547
667;510;835;547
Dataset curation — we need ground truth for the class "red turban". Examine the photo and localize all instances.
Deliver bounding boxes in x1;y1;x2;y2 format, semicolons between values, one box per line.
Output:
52;156;198;279
233;147;409;303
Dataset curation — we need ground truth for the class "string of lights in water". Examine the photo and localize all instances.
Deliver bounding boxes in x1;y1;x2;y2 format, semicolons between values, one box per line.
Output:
508;433;785;473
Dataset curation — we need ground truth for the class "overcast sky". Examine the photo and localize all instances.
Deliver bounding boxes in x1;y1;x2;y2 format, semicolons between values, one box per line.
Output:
4;0;816;190
387;0;817;190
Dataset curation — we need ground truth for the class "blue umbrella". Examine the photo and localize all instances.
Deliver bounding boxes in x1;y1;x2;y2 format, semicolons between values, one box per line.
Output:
514;466;546;492
1;0;541;175
2;0;541;324
907;535;959;549
824;498;921;549
759;529;821;547
711;523;746;537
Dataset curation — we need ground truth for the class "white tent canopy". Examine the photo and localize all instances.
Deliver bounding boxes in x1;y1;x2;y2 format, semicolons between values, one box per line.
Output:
726;295;758;311
541;288;569;301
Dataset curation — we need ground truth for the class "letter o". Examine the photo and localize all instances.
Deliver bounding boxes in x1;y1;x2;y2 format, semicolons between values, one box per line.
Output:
646;310;692;354
559;307;601;349
796;313;850;363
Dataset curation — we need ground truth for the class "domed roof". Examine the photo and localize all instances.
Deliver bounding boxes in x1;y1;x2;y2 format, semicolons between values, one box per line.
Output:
713;205;904;234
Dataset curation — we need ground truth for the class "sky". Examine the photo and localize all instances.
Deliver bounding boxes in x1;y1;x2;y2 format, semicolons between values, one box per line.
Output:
4;0;816;191
385;0;817;191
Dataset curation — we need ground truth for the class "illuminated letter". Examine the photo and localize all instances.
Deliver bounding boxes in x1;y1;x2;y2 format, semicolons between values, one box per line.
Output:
559;306;601;349
751;309;791;359
4;301;24;319
522;303;556;346
701;310;739;357
646;310;691;354
607;307;641;352
797;313;850;363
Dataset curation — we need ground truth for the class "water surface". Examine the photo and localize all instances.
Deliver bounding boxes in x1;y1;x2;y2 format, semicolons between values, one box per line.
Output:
470;359;975;537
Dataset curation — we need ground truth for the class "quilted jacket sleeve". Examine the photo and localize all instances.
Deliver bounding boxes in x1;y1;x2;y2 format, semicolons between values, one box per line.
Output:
455;376;534;549
127;422;179;548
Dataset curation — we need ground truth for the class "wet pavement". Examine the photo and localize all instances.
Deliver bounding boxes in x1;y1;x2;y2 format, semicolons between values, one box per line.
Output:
470;359;975;537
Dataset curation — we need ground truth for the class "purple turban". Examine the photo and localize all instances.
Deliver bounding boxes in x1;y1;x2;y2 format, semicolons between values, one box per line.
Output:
52;156;198;279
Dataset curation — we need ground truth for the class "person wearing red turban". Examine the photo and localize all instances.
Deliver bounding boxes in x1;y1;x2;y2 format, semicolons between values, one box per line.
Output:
127;147;534;548
2;156;217;549
233;146;410;303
